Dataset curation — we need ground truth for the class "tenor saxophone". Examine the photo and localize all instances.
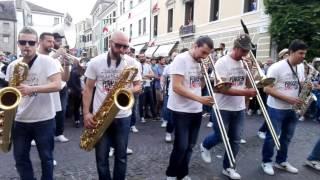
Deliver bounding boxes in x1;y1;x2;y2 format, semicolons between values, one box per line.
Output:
0;61;29;153
80;66;138;151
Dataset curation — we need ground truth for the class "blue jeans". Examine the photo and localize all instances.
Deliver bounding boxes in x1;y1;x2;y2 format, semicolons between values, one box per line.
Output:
166;111;202;178
308;137;320;161
262;106;298;163
13;119;55;180
202;110;245;169
162;95;174;133
95;116;131;180
130;94;140;127
55;86;68;136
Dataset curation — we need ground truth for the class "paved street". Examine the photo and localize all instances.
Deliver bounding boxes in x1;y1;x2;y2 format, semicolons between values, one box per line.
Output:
1;114;320;180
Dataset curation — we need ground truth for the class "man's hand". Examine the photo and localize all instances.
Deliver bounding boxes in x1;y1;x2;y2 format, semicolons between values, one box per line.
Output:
16;84;35;96
83;113;96;129
286;96;304;106
198;96;214;106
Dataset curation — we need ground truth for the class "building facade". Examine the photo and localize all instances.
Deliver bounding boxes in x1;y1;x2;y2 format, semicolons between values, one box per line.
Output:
0;1;17;54
151;0;272;61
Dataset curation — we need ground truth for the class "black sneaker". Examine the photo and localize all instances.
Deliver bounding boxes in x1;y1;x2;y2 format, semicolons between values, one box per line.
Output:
75;120;80;128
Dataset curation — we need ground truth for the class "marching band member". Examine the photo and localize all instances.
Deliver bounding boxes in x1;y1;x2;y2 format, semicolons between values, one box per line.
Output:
6;26;61;180
51;31;71;143
165;36;214;180
261;39;307;175
82;31;141;180
200;34;257;179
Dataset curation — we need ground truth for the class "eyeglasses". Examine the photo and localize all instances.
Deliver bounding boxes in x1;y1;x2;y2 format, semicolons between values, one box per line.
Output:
113;42;129;50
18;40;36;46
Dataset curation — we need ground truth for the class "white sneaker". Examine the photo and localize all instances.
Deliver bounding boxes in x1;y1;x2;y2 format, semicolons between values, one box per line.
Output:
166;177;176;180
200;143;211;163
161;121;167;128
181;175;191;180
299;116;305;121
240;139;247;144
274;162;298;174
131;126;139;133
165;133;172;142
127;147;133;155
222;168;241;179
53;160;57;166
54;135;69;142
206;122;213;128
261;162;274;175
257;131;266;139
305;160;320;171
109;148;114;157
247;109;253;116
257;109;262;115
31;140;36;146
141;117;146;123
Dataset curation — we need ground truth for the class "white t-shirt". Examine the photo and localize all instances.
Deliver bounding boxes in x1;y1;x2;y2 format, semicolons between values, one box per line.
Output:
214;55;247;111
51;58;63;112
162;64;172;96
5;54;60;122
167;51;202;113
85;53;142;118
267;59;305;109
141;63;153;87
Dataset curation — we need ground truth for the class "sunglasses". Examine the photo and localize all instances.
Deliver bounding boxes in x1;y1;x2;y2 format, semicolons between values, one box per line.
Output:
113;42;129;49
18;40;36;46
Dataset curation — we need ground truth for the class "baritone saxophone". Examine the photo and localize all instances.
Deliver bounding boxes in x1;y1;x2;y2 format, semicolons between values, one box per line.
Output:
80;66;138;151
0;61;29;153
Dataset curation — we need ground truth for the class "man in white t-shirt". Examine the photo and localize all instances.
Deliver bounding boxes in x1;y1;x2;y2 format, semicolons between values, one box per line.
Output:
82;31;141;180
5;27;61;180
200;34;257;179
51;31;71;142
261;39;308;176
165;36;214;180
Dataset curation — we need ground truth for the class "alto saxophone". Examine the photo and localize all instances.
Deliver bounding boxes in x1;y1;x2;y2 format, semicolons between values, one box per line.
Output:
80;66;138;151
293;61;319;116
0;61;29;153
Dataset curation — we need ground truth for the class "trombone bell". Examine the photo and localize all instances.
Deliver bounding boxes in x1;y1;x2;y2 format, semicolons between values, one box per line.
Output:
256;77;275;88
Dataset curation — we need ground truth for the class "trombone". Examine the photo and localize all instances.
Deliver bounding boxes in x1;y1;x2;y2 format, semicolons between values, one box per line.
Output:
200;55;235;168
242;58;280;150
50;48;80;64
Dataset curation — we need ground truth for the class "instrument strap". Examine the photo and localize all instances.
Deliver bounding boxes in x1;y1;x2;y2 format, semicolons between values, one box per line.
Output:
286;59;301;94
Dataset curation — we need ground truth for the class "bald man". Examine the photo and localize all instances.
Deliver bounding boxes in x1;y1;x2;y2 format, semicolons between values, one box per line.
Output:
82;31;142;180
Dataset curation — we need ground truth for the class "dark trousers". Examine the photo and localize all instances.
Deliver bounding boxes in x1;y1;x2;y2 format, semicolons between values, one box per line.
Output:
130;94;140;126
13;119;55;180
162;95;174;133
139;86;156;118
95;116;131;180
55;86;68;136
166;111;202;178
69;91;82;122
202;110;245;169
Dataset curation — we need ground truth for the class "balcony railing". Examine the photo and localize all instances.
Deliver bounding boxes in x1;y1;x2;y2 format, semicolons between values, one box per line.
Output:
179;24;195;37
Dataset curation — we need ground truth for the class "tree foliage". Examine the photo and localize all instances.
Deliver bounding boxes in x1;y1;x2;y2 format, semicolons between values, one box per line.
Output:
264;0;320;60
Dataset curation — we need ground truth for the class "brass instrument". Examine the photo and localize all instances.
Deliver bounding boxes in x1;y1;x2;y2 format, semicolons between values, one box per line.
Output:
50;48;80;64
293;61;319;116
80;66;138;151
0;61;28;153
240;19;280;149
242;60;280;150
200;56;235;167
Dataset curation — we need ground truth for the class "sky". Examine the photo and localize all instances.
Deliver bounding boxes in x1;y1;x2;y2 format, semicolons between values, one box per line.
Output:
27;0;96;23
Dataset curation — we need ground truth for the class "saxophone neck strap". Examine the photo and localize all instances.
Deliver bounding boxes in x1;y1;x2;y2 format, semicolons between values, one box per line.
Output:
286;59;301;94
